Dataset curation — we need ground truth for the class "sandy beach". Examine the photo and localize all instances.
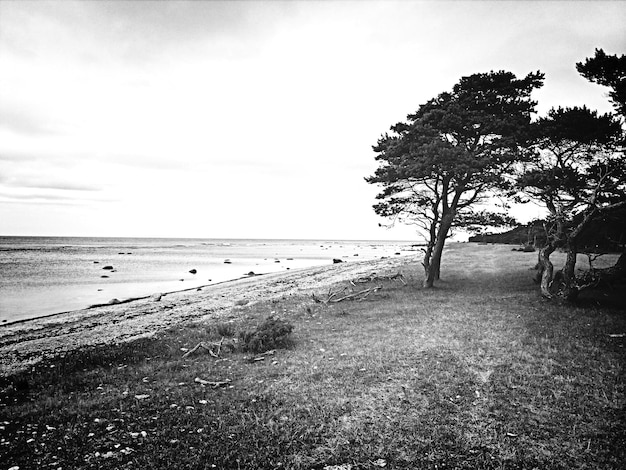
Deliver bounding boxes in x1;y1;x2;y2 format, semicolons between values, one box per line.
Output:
0;255;412;377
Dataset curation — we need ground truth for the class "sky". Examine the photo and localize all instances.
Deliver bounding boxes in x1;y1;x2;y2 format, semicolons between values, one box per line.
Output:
0;0;624;240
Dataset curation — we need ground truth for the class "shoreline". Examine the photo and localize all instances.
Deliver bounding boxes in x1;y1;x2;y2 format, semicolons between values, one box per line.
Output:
0;271;277;328
0;255;413;377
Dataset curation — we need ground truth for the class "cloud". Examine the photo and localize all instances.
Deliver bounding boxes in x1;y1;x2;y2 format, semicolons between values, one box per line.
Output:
0;152;44;162
0;1;296;66
4;178;102;192
0;187;114;205
0;106;63;136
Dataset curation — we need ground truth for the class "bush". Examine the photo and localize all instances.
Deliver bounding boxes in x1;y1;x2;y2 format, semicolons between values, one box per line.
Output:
239;316;294;354
212;322;237;338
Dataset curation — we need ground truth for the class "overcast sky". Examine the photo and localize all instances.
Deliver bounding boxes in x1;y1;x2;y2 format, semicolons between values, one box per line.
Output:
0;1;624;240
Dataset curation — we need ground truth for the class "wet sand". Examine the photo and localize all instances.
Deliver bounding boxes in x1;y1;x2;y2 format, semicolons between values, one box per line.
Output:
0;255;412;376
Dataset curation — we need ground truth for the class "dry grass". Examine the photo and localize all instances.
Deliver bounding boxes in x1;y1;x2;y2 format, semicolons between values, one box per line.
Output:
1;244;624;469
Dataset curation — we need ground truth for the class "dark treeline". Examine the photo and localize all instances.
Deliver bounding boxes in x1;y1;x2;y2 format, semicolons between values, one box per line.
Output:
469;208;626;254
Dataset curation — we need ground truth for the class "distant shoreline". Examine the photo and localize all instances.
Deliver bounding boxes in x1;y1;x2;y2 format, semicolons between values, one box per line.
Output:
1;237;416;324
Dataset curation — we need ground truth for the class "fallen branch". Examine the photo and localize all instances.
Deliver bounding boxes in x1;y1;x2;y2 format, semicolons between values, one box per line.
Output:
312;286;383;304
312;286;349;304
247;349;277;363
194;377;232;388
334;286;382;302
182;338;225;358
351;272;406;286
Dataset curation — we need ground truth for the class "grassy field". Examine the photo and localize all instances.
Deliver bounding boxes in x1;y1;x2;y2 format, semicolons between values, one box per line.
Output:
1;244;624;469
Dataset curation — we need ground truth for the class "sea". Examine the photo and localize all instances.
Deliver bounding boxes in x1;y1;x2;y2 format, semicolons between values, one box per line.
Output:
0;237;414;324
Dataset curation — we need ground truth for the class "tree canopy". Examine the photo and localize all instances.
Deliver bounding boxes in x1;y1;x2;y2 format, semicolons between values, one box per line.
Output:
516;102;625;300
576;48;626;118
367;70;544;287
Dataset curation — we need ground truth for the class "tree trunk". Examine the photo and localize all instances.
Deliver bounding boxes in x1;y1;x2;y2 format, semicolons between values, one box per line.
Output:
423;213;453;288
533;250;543;283
538;244;556;298
422;242;433;277
558;246;580;302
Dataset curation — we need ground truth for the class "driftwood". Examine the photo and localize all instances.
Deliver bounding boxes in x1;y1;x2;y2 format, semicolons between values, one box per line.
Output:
182;338;225;358
311;271;406;304
312;286;383;304
350;272;406;286
194;377;232;388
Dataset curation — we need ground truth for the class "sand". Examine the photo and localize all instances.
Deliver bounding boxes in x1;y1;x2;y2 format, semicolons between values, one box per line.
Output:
0;255;413;377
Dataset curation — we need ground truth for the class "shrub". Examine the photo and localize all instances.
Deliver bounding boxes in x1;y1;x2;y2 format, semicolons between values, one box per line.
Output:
212;322;237;338
239;316;294;354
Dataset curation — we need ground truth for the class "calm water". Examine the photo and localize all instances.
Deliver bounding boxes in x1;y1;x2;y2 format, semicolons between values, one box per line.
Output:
0;237;412;323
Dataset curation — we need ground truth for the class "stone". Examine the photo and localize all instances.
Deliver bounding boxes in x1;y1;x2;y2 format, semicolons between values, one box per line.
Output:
108;298;121;305
224;259;232;264
102;266;114;270
189;269;197;274
151;293;163;302
333;258;343;264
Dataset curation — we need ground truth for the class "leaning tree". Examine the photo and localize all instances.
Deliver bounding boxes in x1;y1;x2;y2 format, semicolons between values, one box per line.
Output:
516;49;626;302
367;70;544;287
517;106;625;301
